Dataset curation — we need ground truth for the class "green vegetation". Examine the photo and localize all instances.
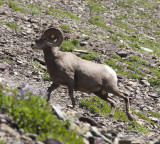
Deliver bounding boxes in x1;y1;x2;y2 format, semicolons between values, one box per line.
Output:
88;18;111;31
117;2;132;8
45;10;59;17
82;51;99;60
0;0;4;6
60;40;75;52
149;111;160;118
27;4;41;14
6;22;21;30
0;85;83;143
114;20;135;33
148;76;160;89
104;59;124;70
61;24;73;31
49;7;80;20
88;5;105;12
116;71;142;79
9;0;26;13
79;96;149;133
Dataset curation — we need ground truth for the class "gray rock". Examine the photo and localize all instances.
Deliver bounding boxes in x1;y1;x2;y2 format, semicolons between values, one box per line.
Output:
51;104;66;120
36;141;45;144
25;133;37;141
90;127;112;144
80;41;88;46
141;47;153;53
44;138;63;144
116;51;129;58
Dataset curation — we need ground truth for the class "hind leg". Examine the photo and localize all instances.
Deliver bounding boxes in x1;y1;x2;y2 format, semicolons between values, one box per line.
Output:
109;86;134;121
47;82;59;102
94;91;116;117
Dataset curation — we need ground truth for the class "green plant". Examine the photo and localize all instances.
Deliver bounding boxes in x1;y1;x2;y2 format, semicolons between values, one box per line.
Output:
114;20;135;33
88;18;111;31
6;22;21;30
71;39;79;46
116;71;142;79
41;72;50;81
148;76;160;89
9;0;26;13
49;7;80;20
0;86;83;144
79;96;149;133
60;41;75;51
149;111;160;118
82;51;99;60
61;24;72;31
132;109;155;125
0;0;4;6
117;2;132;8
104;60;123;70
88;5;105;12
128;55;148;66
110;55;122;61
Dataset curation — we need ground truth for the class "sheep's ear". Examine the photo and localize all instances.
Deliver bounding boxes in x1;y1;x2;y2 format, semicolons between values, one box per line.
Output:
47;42;54;47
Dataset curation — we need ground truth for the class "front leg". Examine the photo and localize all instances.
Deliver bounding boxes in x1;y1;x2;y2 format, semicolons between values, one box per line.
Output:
68;80;76;107
47;82;59;102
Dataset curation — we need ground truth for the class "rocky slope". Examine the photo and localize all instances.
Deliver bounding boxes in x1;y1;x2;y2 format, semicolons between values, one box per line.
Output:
0;0;160;143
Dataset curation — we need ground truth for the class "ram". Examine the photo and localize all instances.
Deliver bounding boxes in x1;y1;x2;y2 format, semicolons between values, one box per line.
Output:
31;28;134;120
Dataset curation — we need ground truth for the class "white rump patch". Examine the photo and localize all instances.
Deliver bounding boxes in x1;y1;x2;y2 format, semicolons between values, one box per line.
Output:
105;65;117;81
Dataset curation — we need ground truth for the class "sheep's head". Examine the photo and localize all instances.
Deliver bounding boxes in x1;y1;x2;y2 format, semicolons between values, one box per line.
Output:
31;28;63;50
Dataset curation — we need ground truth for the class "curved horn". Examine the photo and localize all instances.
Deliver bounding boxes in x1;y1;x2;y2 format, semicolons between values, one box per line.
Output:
42;28;63;47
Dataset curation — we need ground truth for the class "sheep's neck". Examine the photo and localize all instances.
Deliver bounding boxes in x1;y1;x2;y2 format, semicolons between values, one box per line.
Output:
43;46;60;60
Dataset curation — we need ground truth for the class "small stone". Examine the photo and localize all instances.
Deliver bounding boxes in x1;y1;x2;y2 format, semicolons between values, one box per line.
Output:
25;133;37;141
13;71;18;75
140;79;150;86
44;138;63;144
116;51;129;58
80;41;88;46
149;117;159;123
51;104;66;120
36;141;45;144
141;47;153;53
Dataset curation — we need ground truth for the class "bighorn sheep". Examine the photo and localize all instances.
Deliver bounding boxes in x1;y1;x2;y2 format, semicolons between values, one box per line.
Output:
31;28;134;121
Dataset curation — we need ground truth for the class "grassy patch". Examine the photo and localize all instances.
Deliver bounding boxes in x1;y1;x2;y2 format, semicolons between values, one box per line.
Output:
114;20;135;33
88;18;112;32
49;7;80;20
128;55;149;66
9;0;26;13
149;111;160;118
60;41;75;52
79;96;149;133
82;51;99;60
104;59;124;70
27;4;41;14
61;24;73;31
148;76;160;89
0;0;4;6
0;85;83;143
132;109;155;125
45;10;61;17
6;22;21;30
88;5;105;12
117;2;132;8
116;71;142;79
